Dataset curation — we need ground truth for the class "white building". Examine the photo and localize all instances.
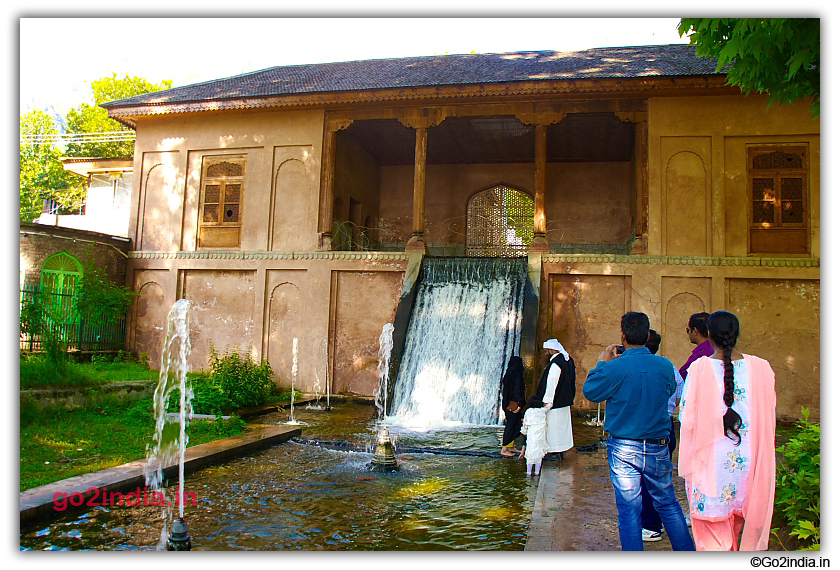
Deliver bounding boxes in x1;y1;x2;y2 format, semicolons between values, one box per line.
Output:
34;157;133;238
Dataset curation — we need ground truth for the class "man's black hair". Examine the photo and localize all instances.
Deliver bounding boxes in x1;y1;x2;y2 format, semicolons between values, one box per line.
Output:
688;312;711;338
621;311;650;346
646;329;662;355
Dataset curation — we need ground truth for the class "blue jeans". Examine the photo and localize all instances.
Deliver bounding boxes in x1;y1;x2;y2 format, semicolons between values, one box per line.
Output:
606;436;695;551
640;418;678;532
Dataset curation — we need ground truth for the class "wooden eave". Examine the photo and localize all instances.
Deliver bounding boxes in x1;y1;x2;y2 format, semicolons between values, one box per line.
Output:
60;157;134;177
107;75;736;128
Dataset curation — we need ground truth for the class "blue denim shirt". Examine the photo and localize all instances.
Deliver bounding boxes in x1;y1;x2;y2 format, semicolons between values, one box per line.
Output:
583;347;676;439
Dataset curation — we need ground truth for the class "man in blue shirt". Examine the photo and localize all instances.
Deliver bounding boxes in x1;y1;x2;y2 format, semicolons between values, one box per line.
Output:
583;312;695;551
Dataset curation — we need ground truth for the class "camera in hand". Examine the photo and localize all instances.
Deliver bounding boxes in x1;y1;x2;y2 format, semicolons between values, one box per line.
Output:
615;346;625;354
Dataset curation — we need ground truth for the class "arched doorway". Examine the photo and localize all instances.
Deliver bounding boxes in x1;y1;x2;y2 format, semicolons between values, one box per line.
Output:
40;252;82;292
466;184;534;257
40;252;83;343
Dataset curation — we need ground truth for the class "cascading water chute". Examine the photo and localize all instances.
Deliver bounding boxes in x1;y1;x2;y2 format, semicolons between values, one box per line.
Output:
389;257;527;427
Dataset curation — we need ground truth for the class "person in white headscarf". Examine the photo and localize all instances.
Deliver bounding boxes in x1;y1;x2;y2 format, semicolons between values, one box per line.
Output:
534;339;576;459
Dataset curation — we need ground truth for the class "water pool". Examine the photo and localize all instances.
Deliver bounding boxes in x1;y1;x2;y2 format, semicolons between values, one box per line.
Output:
20;401;604;551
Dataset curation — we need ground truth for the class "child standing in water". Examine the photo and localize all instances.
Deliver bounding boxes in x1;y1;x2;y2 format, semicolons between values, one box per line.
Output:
519;395;549;476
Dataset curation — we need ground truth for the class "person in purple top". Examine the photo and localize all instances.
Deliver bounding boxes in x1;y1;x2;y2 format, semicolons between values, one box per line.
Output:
678;312;715;381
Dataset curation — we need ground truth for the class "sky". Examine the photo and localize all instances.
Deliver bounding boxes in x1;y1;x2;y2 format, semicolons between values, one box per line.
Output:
19;17;690;120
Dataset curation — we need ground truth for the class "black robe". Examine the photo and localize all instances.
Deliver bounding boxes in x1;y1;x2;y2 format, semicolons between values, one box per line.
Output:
500;355;526;446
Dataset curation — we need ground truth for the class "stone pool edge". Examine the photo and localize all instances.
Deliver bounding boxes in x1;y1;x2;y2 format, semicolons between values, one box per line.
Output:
524;463;559;551
20;424;301;525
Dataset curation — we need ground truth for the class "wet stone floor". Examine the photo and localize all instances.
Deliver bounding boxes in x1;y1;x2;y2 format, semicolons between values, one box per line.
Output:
527;446;690;551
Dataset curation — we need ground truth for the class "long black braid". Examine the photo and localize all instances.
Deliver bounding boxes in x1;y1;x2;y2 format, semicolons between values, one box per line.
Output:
708;311;743;445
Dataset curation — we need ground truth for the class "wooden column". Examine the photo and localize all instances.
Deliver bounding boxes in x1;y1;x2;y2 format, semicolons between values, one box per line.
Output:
317;115;353;251
318;128;337;250
630;117;649;254
406;126;428;253
529;124;551;253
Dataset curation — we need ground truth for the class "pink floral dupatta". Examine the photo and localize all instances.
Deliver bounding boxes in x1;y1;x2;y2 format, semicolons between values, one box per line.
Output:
678;354;777;550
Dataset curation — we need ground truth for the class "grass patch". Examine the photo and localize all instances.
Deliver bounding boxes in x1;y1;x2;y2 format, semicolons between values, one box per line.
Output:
82;360;160;383
20;354;159;389
20;394;245;492
19;357;100;389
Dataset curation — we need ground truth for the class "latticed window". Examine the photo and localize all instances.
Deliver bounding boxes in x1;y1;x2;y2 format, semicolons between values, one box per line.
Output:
747;146;809;254
466;185;534;257
198;156;245;248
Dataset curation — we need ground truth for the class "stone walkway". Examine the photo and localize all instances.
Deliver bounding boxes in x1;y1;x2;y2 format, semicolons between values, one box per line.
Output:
525;447;689;551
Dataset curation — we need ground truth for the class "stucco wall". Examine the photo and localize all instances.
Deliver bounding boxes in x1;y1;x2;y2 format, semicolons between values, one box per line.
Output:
538;257;819;422
130;110;324;255
379;161;634;248
648;95;819;258
727;278;820;422
331;270;405;395
128;253;408;395
179;270;257;368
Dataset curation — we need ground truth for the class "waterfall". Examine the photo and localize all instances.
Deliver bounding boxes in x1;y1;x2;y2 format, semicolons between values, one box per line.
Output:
389;257;527;427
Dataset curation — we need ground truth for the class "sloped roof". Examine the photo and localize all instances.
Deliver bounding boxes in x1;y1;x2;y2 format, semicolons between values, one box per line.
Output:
102;44;721;110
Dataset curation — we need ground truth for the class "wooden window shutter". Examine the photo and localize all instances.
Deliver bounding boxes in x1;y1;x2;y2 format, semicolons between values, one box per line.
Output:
198;157;246;248
747;145;809;255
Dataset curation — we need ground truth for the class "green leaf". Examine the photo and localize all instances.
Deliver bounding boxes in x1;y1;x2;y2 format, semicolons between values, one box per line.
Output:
678;17;819;117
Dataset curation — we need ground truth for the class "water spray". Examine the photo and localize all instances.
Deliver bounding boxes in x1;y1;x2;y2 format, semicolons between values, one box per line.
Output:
325;338;332;411
146;299;193;551
375;323;395;420
287;337;300;425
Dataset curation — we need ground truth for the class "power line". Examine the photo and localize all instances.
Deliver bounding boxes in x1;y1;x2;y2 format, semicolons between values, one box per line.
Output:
21;130;136;138
20;131;136;146
21;133;136;141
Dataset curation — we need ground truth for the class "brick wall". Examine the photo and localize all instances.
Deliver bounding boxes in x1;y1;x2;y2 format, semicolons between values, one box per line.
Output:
19;223;131;289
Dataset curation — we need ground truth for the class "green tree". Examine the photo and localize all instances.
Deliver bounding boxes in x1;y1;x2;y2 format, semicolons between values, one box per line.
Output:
19;110;84;222
64;74;172;158
678;18;819;118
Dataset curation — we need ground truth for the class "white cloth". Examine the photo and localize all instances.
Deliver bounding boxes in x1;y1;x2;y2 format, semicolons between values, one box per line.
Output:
543;339;569;360
540;354;575;452
542;356;563;405
546;406;574;452
521;407;548;462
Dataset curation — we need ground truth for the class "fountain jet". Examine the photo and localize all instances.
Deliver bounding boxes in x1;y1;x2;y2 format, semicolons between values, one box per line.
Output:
166;517;192;551
375;323;395;419
145;299;194;551
369;427;399;472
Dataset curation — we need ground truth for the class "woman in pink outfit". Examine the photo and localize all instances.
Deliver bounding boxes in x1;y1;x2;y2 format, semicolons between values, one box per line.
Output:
678;311;777;551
